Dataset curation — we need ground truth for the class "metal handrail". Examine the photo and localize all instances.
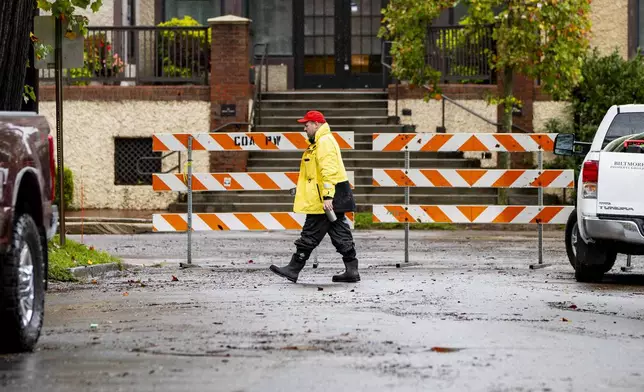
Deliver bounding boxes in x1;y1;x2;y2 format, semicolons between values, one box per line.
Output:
251;43;268;129
136;150;181;176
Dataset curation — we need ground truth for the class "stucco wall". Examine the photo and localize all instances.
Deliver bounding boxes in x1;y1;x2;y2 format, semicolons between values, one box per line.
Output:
40;101;210;210
590;0;628;58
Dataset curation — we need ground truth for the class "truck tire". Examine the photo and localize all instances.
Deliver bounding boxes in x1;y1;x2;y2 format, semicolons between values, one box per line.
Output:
574;234;616;282
0;214;45;353
564;209;578;268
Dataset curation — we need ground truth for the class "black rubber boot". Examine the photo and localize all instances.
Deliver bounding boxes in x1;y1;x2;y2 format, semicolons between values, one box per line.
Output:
269;253;307;283
332;260;360;283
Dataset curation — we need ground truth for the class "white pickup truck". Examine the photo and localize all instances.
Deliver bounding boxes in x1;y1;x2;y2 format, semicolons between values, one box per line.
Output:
555;104;644;282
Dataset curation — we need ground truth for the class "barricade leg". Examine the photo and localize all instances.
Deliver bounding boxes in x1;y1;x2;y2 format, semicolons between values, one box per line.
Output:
530;150;551;270
180;136;199;269
621;255;633;272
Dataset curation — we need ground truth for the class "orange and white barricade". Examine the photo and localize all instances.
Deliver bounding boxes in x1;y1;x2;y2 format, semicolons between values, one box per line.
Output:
372;132;572;268
153;132;354;151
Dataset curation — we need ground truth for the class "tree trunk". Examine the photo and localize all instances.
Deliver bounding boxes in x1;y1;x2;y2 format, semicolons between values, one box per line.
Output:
497;66;514;205
0;0;36;111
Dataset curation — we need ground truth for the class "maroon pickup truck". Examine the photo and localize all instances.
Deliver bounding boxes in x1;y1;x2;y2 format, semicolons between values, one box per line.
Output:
0;111;58;353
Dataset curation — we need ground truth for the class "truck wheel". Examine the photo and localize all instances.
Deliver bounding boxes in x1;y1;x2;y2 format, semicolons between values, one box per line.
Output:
574;235;616;282
564;209;578;268
0;214;45;353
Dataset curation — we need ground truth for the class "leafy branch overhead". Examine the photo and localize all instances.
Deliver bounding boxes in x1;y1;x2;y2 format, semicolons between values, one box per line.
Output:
379;0;592;104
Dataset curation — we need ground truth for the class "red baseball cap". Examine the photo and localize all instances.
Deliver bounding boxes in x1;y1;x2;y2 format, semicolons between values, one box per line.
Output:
296;110;326;124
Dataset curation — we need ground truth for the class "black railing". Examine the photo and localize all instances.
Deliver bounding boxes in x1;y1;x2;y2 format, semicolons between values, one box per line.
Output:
426;25;494;84
251;43;269;127
39;26;211;85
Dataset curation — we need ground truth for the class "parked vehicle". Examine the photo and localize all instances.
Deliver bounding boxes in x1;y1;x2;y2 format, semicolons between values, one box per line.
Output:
0;112;58;353
555;104;644;282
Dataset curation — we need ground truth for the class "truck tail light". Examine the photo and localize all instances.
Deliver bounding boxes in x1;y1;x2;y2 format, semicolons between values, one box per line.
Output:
582;160;598;199
48;134;56;201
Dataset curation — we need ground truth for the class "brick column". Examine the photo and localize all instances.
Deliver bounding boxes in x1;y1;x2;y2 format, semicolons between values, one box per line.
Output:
208;15;252;172
497;72;535;169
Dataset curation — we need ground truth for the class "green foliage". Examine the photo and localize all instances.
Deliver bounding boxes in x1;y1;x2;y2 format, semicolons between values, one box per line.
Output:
157;16;211;78
571;49;644;139
54;166;74;210
380;0;592;105
67;34;126;84
48;235;122;281
355;212;456;230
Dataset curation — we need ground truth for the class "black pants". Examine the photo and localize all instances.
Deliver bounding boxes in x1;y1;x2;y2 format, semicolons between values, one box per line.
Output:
293;213;357;263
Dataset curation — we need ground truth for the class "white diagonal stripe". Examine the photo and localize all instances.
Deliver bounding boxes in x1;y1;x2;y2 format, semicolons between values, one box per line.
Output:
152;215;176;231
195;174;226;191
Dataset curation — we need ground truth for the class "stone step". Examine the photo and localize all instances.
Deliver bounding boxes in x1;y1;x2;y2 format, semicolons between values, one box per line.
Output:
260;108;387;117
260;91;388;101
254;124;404;133
260;100;388;109
246;150;464;160
246;157;481;169
169;194;544;213
260;116;391;126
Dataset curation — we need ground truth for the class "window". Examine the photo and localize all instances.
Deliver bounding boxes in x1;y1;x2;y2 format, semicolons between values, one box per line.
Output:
165;0;221;25
603;112;644;149
114;138;161;186
249;0;293;55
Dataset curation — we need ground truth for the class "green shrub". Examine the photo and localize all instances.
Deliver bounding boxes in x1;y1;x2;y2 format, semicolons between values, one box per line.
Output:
157;16;211;78
54;167;74;210
571;48;644;141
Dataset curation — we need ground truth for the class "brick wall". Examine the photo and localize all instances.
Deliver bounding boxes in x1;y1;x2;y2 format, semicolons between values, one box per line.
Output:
388;83;497;100
208;16;253;172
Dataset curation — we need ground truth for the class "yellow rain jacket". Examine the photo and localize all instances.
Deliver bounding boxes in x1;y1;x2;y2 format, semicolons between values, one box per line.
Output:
293;123;352;214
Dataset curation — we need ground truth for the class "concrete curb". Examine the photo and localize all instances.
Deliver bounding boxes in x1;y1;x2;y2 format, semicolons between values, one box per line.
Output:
68;262;123;279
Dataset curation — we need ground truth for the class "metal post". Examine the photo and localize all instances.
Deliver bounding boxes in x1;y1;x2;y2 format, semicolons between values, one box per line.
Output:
404;148;410;263
312;248;319;269
55;17;66;246
538;149;543;265
621;254;633;272
180;136;198;269
530;150;549;269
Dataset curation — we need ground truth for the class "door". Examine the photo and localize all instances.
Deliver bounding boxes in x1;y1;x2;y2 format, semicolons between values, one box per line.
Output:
294;0;385;89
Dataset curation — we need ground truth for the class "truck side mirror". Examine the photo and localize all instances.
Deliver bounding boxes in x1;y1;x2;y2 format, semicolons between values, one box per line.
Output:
554;133;575;156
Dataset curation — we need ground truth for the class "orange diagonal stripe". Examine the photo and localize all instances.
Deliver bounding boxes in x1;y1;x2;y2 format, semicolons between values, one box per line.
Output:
421;206;451;223
162;214;188;231
420;170;451;187
271;213;302;230
372;178;381;186
235;213;266;230
283;133;309;149
152;175;173;191
211;134;242;150
469;206;487;222
458;135;488;152
346;212;354;222
212;174;243;190
152;135;170;151
383;134;414;151
492;170;524;188
333;133;352;149
249;172;280;190
384;170;414;187
175;134;206;150
567;180;574;188
531;170;563;187
530;207;564;224
494;134;525;152
456;170;487;186
420;134;453;152
190;175;208;191
372;213;381;223
385;205;415;223
250;133;279;150
285;172;299;184
531;134;554;151
199;214;230;230
493;206;525;223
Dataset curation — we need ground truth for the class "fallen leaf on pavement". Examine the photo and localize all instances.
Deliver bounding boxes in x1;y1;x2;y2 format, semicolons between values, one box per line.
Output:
430;347;462;353
248;260;254;264
123;292;129;296
317;287;323;291
171;275;179;282
569;304;578;310
91;279;98;284
562;317;570;322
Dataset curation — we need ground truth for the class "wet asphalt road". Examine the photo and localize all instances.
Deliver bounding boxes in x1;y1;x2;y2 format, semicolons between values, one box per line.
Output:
2;230;644;392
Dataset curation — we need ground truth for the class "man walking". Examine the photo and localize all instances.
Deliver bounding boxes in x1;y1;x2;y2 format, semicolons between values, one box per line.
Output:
269;110;360;283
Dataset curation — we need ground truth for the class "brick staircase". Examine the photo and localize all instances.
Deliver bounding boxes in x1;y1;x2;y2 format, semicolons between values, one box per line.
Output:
170;91;537;213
